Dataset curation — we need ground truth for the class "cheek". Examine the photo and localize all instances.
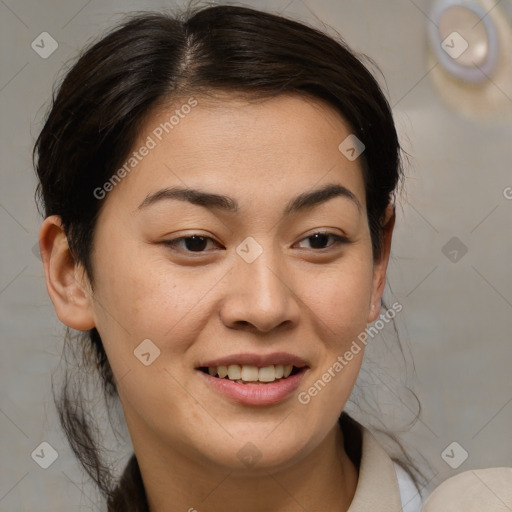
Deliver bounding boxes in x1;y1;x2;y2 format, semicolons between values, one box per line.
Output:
89;252;206;428
296;253;372;403
302;255;374;336
92;237;177;330
91;244;224;368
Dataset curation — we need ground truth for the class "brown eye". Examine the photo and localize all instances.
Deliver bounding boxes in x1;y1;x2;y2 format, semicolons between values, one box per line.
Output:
295;232;348;250
163;235;220;253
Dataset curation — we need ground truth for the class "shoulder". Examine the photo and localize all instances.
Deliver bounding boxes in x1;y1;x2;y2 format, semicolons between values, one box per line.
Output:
421;468;512;511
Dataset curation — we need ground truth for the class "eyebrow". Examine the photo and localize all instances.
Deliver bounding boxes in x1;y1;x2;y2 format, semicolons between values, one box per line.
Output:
137;182;362;216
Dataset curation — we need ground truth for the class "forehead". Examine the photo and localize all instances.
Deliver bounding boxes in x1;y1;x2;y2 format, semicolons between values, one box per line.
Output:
103;92;367;213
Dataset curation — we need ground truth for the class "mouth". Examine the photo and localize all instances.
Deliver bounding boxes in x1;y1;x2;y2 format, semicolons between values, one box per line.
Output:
196;362;309;406
197;364;305;384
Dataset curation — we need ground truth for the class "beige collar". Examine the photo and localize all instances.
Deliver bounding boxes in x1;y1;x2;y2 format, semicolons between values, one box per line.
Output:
347;426;403;512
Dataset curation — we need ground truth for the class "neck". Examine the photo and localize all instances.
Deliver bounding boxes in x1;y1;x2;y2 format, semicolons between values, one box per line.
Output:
134;423;359;512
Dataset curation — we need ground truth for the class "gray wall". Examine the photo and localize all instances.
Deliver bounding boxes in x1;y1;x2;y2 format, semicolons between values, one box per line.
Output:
1;0;511;509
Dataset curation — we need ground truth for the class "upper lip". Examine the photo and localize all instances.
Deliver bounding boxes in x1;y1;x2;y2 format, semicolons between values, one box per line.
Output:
198;352;309;369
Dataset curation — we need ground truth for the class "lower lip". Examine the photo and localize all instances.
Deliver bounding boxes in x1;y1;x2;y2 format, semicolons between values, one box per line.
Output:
197;368;308;406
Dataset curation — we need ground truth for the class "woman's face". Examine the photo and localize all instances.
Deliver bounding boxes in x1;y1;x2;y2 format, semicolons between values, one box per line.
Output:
51;93;392;472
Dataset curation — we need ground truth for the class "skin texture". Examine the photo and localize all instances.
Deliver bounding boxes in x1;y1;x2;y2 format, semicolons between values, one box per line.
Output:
39;92;394;512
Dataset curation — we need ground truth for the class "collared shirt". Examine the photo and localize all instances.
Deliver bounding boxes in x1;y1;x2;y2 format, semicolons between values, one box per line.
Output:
119;415;423;511
340;414;423;512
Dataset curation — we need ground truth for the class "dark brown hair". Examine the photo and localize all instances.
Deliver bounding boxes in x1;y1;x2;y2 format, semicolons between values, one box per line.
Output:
33;4;423;510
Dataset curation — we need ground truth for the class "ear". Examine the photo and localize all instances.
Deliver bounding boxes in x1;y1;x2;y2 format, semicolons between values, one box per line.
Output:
39;215;96;331
367;204;395;324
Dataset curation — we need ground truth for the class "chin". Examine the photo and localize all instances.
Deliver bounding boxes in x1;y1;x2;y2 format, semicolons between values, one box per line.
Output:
193;429;310;473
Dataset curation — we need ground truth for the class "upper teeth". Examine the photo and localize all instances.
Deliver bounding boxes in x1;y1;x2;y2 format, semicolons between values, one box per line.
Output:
207;364;293;382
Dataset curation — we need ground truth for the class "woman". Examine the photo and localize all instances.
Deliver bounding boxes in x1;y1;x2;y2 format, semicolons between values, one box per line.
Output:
34;4;424;511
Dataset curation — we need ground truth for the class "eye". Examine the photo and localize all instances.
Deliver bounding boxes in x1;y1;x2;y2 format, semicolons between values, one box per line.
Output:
162;230;349;255
295;231;349;250
162;234;221;253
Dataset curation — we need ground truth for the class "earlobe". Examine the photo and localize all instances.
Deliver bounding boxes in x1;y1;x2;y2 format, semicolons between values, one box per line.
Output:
367;204;395;324
39;215;96;331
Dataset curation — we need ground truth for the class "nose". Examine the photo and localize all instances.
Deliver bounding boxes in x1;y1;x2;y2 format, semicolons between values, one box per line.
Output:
219;241;301;334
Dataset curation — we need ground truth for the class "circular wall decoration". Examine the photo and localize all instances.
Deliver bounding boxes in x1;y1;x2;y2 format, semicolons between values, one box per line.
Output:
427;0;500;84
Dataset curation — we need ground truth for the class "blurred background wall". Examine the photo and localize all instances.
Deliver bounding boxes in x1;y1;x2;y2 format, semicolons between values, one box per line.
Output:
1;0;511;509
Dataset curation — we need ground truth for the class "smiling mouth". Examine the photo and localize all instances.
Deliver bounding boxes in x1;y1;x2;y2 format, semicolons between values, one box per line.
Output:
198;364;304;384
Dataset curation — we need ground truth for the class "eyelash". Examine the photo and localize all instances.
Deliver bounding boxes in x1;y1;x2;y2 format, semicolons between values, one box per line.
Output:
162;231;350;255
